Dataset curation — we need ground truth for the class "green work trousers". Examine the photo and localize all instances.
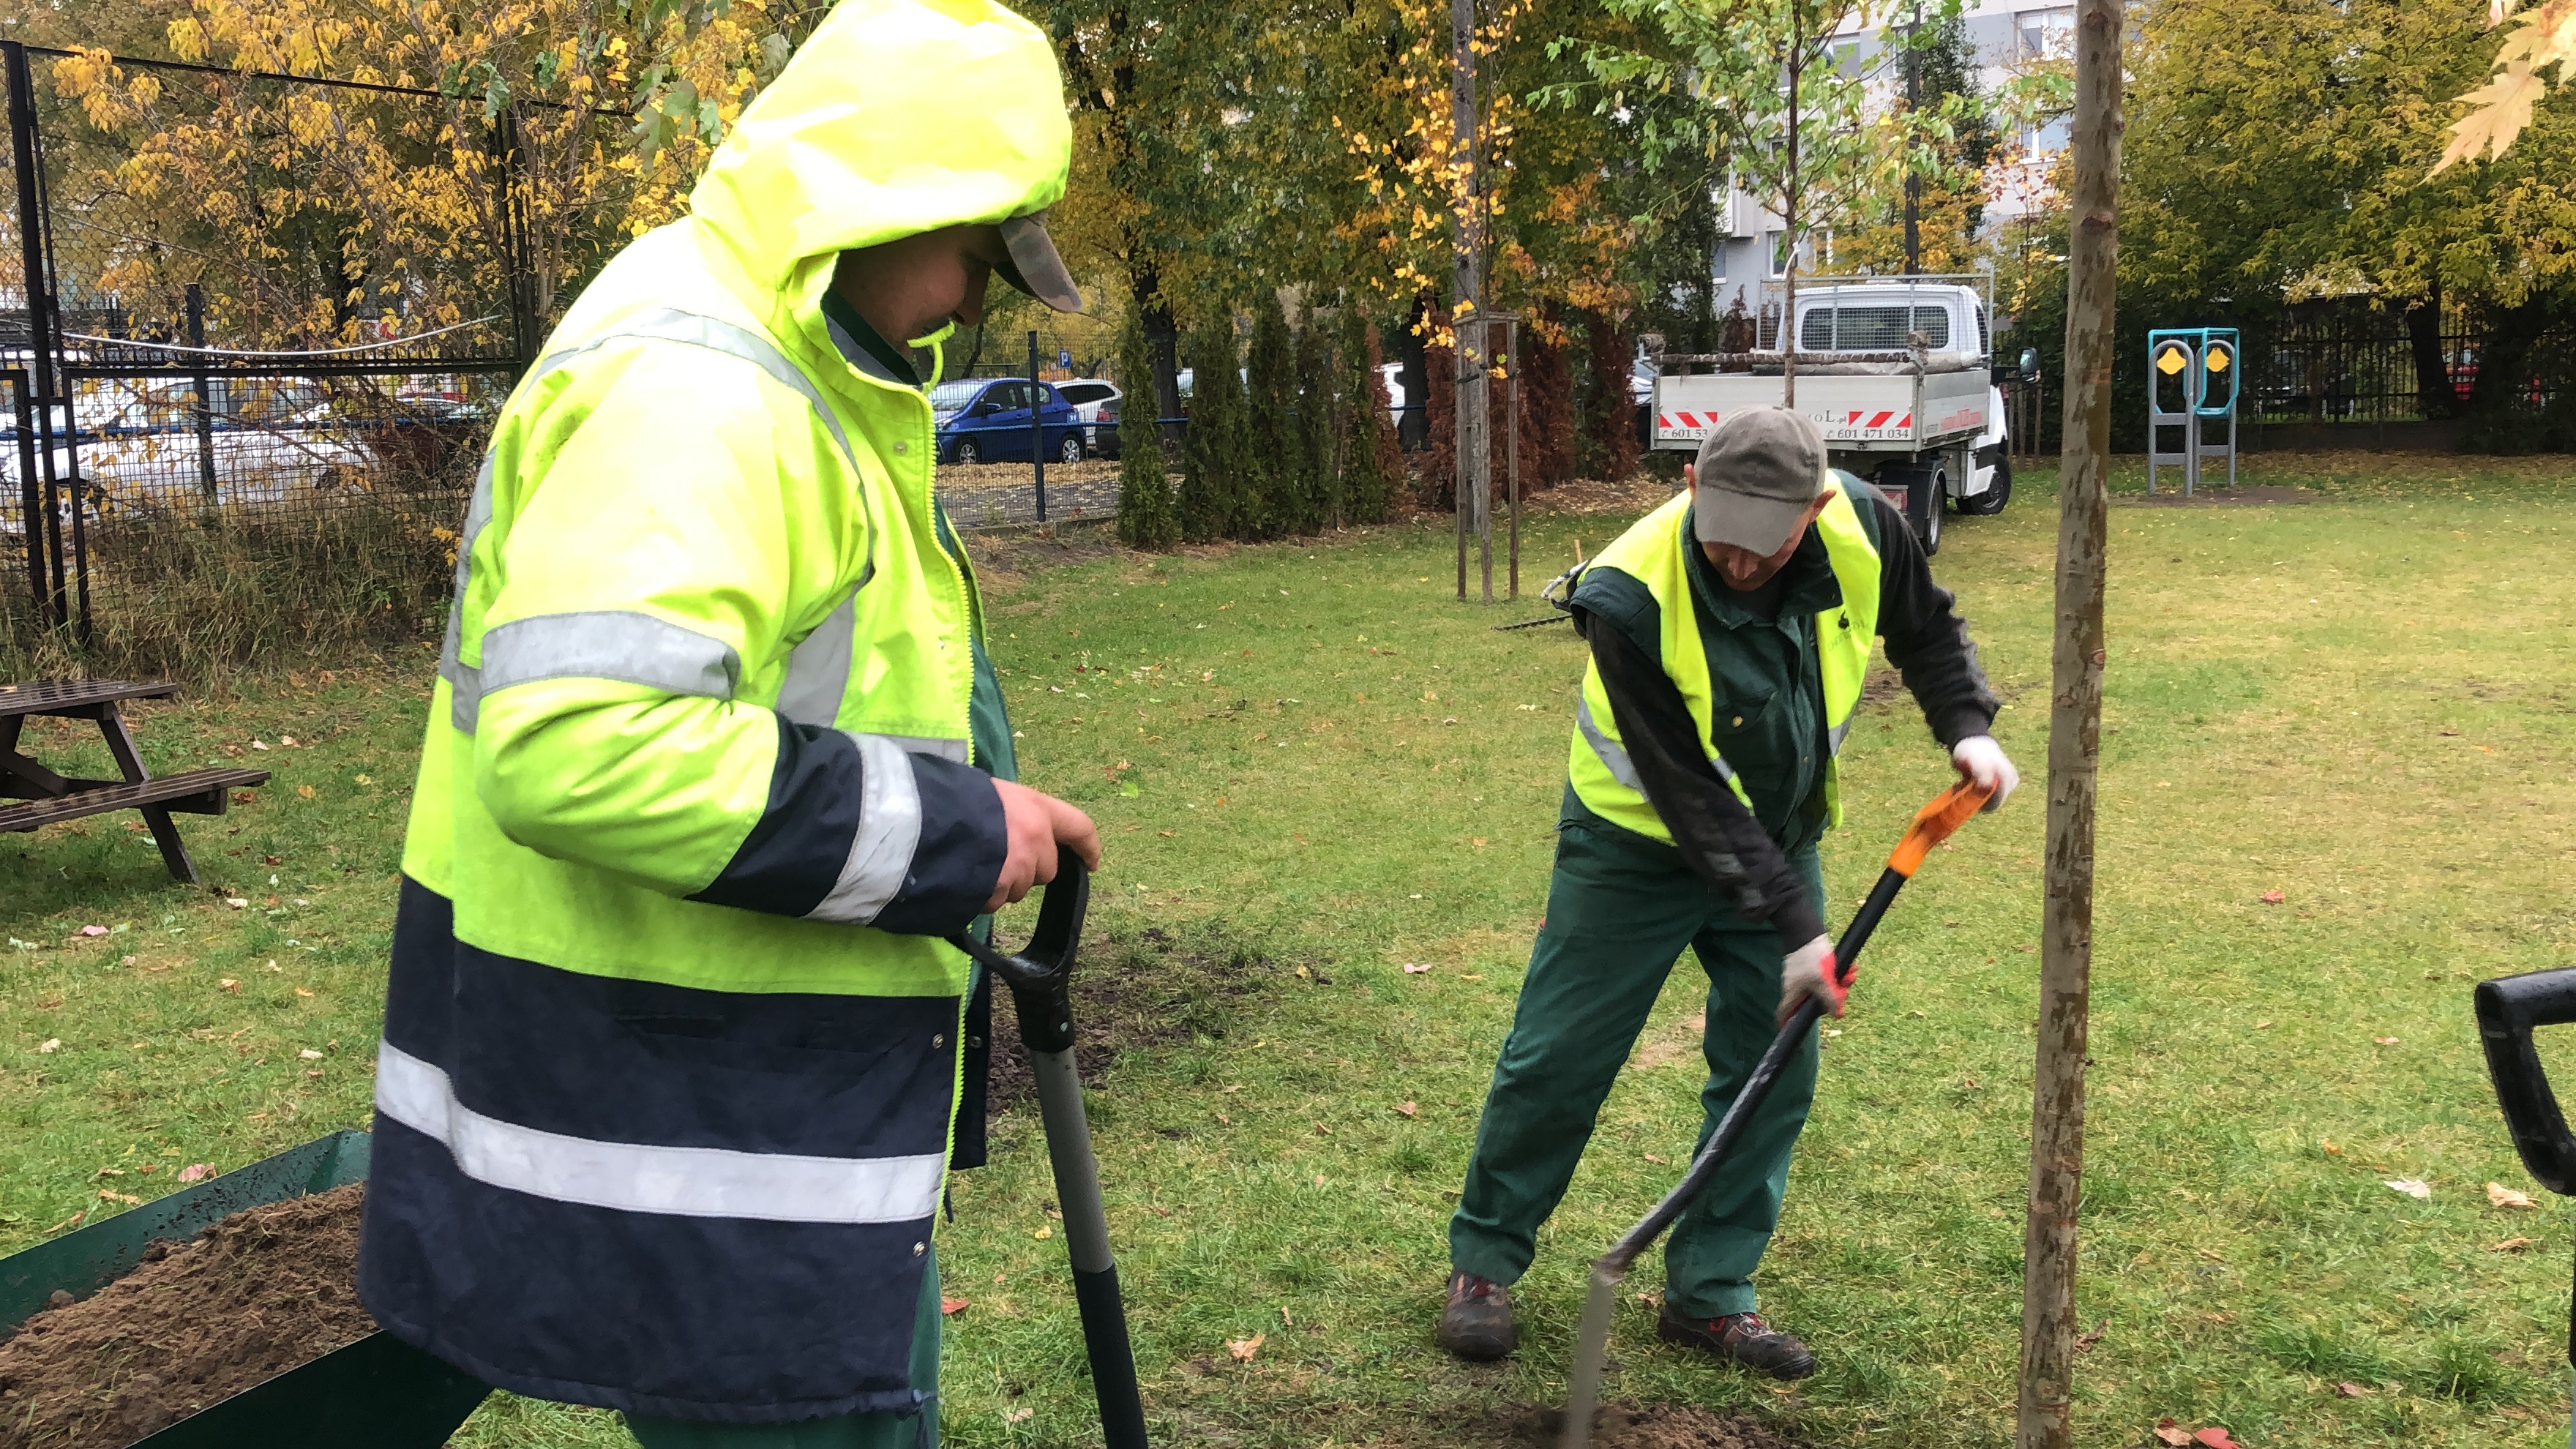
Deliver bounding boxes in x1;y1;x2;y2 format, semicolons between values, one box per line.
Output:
1450;814;1824;1319
626;1247;941;1449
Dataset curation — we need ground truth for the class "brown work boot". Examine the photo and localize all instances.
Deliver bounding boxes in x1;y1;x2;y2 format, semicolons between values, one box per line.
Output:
1655;1305;1818;1379
1436;1271;1517;1361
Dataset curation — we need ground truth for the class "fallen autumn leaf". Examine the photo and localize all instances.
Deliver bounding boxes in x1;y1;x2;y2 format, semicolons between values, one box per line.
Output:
2487;1181;2537;1210
2334;1382;2364;1398
1395;1101;1418;1117
2489;1237;2536;1253
1226;1332;1265;1363
2384;1177;2432;1200
176;1164;214;1183
2194;1429;2242;1449
37;1038;59;1054
2260;890;2285;904
2152;1423;2193;1448
940;1297;969;1316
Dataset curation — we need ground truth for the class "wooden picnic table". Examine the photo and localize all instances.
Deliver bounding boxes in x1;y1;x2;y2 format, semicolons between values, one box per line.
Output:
0;679;271;886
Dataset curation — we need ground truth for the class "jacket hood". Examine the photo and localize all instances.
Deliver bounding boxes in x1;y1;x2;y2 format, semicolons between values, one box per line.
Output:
688;0;1072;335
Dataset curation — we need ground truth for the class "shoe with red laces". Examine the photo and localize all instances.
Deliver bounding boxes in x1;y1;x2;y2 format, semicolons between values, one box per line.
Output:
1436;1271;1517;1360
1655;1303;1818;1379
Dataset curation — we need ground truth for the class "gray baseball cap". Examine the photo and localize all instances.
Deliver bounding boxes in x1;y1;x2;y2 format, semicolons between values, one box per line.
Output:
1693;407;1830;553
996;212;1086;313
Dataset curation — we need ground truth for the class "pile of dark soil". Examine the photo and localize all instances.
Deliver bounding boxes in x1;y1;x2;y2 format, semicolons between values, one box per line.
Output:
984;923;1284;1120
0;1183;372;1448
1488;1403;1811;1449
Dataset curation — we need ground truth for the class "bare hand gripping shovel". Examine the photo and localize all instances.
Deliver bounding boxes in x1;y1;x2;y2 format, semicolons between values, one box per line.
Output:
1560;780;1993;1449
951;858;1150;1449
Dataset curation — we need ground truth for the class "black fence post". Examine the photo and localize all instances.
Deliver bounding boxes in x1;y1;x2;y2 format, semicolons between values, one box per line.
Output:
495;108;540;376
186;282;217;501
5;40;62;634
1028;329;1046;524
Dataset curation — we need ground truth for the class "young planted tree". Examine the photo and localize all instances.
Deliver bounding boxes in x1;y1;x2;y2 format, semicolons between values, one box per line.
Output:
2021;0;2119;1442
1292;307;1336;533
1338;307;1402;525
1115;310;1179;550
1177;314;1246;544
1243;291;1298;539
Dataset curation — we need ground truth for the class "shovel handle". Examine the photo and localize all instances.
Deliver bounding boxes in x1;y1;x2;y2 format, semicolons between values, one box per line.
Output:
948;857;1090;1053
1885;779;1993;879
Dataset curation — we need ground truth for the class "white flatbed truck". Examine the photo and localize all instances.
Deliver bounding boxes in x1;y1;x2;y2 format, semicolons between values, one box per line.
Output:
1648;277;2012;554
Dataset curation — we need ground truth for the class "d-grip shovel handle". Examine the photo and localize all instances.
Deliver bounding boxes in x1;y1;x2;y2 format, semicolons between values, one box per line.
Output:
2475;967;2576;1198
948;857;1090;1054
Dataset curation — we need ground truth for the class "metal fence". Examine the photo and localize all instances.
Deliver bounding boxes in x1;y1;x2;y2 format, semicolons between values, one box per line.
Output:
0;41;619;653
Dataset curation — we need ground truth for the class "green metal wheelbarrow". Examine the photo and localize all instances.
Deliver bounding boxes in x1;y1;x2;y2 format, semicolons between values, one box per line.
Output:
0;1129;492;1448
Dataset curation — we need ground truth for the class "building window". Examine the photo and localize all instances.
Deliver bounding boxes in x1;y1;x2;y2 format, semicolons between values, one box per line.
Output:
1767;231;1786;277
2018;7;2073;60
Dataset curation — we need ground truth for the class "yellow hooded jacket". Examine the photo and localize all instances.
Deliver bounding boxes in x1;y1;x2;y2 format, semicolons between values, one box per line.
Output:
357;0;1070;1420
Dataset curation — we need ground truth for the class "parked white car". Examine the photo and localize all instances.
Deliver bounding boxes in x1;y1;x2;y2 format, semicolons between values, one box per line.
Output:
1055;378;1121;459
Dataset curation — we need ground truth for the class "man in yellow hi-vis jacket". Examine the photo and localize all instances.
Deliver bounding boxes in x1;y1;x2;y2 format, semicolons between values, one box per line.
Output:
1438;409;2018;1379
357;4;1098;1444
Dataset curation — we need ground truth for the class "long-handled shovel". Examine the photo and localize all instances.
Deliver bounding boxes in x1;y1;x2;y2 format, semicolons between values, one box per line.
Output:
1560;779;1995;1449
951;858;1150;1449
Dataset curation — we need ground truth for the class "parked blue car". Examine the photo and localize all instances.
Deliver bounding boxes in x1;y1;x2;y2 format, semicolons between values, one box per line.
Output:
929;378;1087;465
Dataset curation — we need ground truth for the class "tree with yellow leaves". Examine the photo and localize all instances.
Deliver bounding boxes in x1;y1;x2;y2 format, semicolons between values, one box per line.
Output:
34;0;818;351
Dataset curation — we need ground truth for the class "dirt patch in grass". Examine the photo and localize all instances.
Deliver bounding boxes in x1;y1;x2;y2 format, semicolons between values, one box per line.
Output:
983;923;1285;1119
2122;484;2316;507
1480;1403;1812;1448
0;1183;371;1448
962;531;1129;591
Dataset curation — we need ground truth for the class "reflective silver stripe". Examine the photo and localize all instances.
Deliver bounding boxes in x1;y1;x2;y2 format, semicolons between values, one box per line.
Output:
807;733;924;925
443;307;877;733
1576;692;1736;790
874;735;969;764
1575;693;1643;792
1827;716;1853;756
480;610;741;701
777;590;858;727
375;1041;943;1225
594;307;865;474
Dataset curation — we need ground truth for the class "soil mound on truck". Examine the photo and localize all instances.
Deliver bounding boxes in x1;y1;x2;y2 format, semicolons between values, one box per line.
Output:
0;1182;372;1448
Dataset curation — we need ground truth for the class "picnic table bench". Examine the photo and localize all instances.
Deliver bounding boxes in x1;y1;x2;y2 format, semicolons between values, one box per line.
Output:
0;679;271;886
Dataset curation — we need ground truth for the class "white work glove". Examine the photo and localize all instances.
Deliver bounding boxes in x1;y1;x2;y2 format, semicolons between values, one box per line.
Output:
1777;934;1846;1027
1950;734;2018;812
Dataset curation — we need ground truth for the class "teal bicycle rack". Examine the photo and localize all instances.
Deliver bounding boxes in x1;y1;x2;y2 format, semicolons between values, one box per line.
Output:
2147;327;2239;495
0;1130;492;1447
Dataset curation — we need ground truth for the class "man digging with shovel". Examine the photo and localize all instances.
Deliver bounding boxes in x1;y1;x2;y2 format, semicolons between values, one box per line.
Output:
1439;407;2017;1377
358;3;1100;1445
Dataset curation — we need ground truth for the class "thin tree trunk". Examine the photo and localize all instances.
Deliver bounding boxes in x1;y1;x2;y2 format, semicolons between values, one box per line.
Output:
1450;0;1490;602
1782;26;1802;409
2018;0;2120;1442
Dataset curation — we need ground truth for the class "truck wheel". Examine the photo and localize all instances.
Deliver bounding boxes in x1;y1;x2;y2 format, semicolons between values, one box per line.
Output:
1957;453;2011;515
1905;460;1943;556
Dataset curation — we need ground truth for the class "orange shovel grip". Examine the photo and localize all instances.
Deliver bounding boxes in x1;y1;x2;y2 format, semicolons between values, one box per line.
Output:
1884;779;1993;878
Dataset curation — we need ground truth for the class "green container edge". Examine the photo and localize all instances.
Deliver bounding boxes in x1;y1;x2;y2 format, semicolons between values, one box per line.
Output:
0;1128;494;1448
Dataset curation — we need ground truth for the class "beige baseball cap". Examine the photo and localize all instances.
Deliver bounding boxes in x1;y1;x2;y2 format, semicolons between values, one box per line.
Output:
1693;408;1830;553
996;212;1085;313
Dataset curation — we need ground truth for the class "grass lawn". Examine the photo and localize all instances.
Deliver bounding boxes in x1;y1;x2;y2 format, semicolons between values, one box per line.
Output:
4;450;2572;1447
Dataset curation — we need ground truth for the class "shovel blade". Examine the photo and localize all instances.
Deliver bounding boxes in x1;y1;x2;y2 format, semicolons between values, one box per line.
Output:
1560;1262;1623;1449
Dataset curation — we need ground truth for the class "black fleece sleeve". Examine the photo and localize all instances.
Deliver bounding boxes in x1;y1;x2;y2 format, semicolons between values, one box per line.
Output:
1577;605;1827;950
1865;488;2002;747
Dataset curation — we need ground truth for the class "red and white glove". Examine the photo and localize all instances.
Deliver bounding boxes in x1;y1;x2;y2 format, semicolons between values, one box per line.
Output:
1778;935;1846;1026
1950;734;2019;812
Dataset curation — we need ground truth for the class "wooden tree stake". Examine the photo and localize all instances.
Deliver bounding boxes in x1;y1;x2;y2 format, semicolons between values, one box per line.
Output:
2019;0;2121;1444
